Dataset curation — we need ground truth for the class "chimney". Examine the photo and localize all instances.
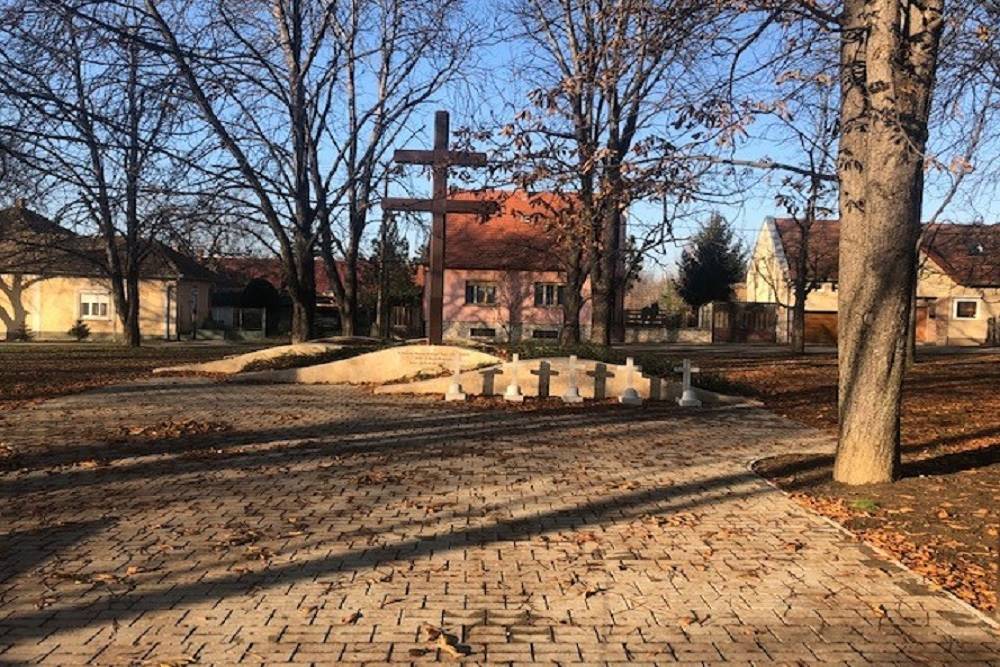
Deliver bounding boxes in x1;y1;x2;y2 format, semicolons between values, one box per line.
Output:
14;197;26;209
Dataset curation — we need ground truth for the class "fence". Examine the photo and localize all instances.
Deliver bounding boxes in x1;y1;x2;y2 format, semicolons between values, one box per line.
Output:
710;302;778;344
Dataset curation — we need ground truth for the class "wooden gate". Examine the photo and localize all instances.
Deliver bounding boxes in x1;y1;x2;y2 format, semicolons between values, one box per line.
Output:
712;302;778;343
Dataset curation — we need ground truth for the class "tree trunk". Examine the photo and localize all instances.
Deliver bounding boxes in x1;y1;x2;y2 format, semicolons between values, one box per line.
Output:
589;277;610;345
124;273;141;347
560;284;582;345
833;0;943;486
290;245;316;343
905;271;919;367
589;204;620;346
790;292;806;355
338;251;358;337
291;297;315;344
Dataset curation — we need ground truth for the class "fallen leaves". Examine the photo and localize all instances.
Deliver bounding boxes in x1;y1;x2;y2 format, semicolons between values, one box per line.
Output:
115;419;231;441
417;624;470;659
357;470;400;485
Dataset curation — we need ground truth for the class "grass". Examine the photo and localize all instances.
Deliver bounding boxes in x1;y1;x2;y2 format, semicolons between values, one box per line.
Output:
0;341;273;409
240;345;385;372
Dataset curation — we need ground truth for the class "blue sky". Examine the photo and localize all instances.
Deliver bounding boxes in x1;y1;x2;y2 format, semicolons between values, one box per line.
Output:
385;19;999;279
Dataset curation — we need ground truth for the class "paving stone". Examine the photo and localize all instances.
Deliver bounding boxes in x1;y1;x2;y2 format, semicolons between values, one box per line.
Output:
0;379;997;665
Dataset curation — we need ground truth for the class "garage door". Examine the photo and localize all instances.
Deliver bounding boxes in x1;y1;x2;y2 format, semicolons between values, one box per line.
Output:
804;312;838;345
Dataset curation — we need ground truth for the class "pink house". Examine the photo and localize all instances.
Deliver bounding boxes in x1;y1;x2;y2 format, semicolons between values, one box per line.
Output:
425;190;592;342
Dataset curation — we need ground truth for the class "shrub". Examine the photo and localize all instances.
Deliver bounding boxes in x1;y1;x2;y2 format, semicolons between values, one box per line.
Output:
494;339;676;377
68;319;91;341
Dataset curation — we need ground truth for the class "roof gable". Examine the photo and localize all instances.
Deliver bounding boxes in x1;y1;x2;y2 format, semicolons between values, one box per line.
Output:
769;218;1000;287
0;205;218;282
442;190;575;272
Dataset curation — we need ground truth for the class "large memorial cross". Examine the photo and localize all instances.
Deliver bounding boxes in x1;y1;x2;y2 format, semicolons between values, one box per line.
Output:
382;110;495;344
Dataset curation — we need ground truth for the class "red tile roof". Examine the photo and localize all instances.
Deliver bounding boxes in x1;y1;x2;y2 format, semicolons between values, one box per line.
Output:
441;190;577;272
772;218;1000;287
0;205;219;282
772;218;840;283
921;223;1000;287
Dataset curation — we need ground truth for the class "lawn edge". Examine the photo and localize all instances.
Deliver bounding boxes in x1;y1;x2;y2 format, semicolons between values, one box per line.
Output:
746;453;1000;632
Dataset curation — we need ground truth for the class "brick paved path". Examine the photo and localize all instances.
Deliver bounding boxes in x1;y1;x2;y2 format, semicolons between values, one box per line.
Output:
1;378;997;665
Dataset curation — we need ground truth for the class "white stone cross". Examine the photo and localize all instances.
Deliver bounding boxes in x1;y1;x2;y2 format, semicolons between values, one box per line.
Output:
504;352;524;402
562;354;583;403
619;357;642;406
674;358;702;407
444;351;466;401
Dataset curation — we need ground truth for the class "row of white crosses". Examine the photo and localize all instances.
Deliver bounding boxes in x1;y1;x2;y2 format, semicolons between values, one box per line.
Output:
445;351;702;407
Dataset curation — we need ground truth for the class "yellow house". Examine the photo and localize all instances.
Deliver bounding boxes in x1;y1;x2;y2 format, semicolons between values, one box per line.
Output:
1;203;216;341
746;217;1000;346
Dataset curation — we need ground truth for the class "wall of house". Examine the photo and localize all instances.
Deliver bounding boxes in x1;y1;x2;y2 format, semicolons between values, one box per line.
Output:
0;274;214;341
745;221;787;306
432;268;593;342
917;260;1000;346
746;224;1000;347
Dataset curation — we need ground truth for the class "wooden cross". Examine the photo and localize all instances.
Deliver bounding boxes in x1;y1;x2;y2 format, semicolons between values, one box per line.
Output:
382;110;496;344
586;363;615;400
530;360;558;398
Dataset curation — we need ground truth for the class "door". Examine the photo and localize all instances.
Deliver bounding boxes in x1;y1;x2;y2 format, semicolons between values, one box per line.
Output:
804;312;838;345
915;302;934;343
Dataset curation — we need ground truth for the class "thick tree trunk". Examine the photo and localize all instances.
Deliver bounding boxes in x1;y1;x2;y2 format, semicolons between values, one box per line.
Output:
291;298;315;344
833;0;942;486
560;284;582;345
338;252;358;337
589;279;610;345
905;277;918;366
589;204;621;346
339;297;356;337
290;245;316;343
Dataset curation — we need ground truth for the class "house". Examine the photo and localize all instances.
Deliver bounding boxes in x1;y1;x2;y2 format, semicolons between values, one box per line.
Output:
0;201;217;340
746;217;1000;346
427;190;597;342
211;257;376;336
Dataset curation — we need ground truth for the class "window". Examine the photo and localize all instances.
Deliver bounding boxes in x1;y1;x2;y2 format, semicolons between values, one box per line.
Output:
531;329;559;339
534;283;565;307
469;327;496;338
465;282;497;305
954;299;979;320
80;292;110;320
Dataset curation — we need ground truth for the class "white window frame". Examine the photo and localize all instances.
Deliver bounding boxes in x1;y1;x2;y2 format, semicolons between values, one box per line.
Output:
465;281;497;306
79;291;111;321
953;298;980;321
534;283;565;307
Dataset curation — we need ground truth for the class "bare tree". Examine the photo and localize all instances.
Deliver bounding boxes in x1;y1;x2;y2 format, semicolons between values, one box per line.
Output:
312;0;478;336
503;0;725;346
80;0;479;342
121;0;348;342
0;1;188;346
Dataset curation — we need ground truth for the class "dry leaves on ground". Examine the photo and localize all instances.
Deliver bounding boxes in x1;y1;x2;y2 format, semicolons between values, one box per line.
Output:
114;419;231;441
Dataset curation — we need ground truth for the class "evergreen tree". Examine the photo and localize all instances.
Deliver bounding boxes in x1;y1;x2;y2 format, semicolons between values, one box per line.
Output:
363;217;421;337
675;214;746;309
